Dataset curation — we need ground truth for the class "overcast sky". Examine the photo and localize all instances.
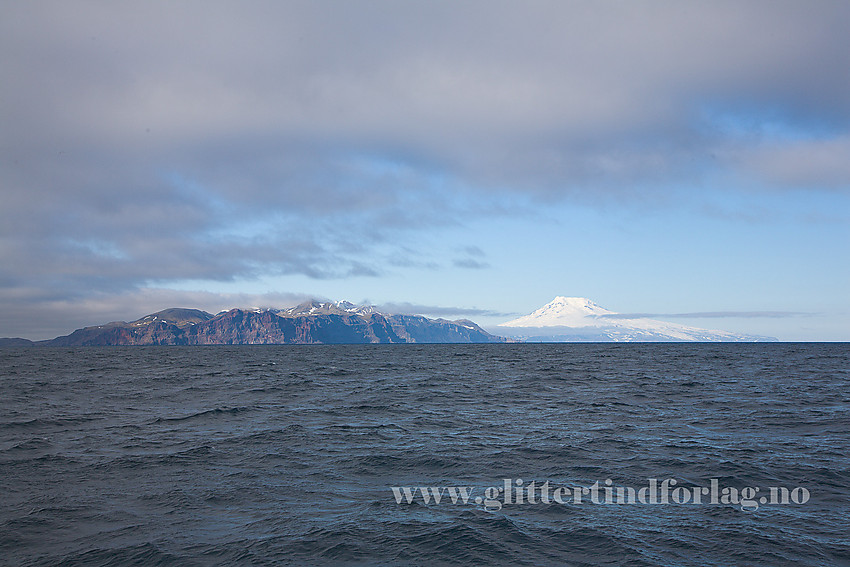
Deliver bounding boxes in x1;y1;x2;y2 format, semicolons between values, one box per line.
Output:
1;0;848;340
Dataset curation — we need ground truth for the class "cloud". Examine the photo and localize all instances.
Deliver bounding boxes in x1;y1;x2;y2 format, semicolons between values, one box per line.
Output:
452;246;490;269
601;311;811;320
457;246;486;258
740;137;850;189
5;3;849;201
375;302;516;319
452;258;490;270
1;1;849;336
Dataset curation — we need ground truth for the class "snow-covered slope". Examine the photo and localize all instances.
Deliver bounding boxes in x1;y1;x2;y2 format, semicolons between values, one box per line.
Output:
277;300;379;318
501;297;616;327
498;297;776;342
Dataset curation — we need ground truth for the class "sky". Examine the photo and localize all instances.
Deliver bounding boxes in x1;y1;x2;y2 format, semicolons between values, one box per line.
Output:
1;0;848;341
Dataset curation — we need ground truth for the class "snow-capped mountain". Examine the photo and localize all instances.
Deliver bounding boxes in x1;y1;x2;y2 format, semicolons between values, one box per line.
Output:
501;297;615;327
498;297;776;342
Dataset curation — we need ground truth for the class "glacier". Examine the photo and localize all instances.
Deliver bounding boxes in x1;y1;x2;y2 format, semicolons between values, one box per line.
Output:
497;297;777;342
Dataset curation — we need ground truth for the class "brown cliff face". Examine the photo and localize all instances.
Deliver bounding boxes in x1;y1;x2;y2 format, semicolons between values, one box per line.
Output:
40;305;506;345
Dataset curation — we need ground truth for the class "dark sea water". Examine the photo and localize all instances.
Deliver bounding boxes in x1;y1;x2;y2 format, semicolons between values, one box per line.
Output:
1;344;848;566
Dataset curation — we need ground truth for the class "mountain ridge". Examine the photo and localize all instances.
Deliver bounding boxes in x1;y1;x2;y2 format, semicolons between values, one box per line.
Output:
1;297;780;345
4;301;507;346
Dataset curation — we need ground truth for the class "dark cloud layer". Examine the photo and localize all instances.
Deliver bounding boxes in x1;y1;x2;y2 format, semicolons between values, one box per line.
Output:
1;1;849;337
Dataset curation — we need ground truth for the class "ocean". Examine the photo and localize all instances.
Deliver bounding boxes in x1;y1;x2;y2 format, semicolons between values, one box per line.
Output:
1;344;848;566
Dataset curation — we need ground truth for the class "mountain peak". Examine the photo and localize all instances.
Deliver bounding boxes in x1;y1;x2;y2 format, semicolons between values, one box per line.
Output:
131;308;214;328
499;296;612;327
549;296;610;311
